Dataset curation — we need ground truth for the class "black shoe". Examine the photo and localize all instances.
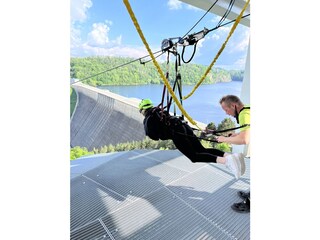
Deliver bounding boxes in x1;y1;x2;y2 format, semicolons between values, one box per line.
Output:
231;198;250;213
238;190;250;199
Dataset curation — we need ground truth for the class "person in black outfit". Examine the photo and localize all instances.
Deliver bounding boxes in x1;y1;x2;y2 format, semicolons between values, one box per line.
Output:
138;99;245;179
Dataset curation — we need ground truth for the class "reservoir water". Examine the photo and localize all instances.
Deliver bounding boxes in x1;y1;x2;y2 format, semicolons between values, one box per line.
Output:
99;81;243;125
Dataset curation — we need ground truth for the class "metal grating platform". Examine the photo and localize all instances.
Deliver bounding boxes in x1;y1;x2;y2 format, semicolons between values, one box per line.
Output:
71;149;250;239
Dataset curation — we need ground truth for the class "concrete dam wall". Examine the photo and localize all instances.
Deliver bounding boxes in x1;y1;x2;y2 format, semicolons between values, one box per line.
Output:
70;83;146;151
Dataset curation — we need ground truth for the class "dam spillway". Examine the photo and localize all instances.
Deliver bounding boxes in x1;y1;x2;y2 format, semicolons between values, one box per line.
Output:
70;83;146;151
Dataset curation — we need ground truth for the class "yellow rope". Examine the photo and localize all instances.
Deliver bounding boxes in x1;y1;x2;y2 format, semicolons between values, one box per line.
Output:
183;0;250;100
123;0;200;129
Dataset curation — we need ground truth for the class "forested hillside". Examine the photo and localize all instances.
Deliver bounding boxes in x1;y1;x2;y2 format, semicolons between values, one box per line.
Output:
70;56;243;86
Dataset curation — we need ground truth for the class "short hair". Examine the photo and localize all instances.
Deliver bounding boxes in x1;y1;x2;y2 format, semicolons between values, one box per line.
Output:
219;95;242;107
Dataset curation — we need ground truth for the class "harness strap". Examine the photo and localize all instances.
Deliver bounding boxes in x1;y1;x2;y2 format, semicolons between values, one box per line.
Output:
236;106;250;124
211;124;250;135
192;124;250;135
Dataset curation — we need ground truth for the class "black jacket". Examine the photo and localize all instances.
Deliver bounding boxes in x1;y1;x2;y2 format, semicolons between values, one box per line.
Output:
143;107;173;140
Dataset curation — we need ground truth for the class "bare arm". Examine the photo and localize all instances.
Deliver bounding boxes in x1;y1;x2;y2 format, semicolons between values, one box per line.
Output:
216;129;250;145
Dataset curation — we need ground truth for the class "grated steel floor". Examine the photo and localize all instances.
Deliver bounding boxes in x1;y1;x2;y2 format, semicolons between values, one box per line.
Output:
70;149;250;240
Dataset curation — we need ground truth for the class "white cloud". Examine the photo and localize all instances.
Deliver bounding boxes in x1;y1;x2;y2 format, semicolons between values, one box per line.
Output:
210;34;220;41
226;27;250;54
70;0;92;22
70;26;81;48
87;22;111;46
70;0;133;58
205;24;249;55
71;18;146;58
70;0;93;54
167;0;182;10
196;38;205;49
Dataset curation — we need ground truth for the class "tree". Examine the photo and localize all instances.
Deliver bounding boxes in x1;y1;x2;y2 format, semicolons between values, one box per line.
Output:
218;118;236;136
206;122;216;131
70;56;242;86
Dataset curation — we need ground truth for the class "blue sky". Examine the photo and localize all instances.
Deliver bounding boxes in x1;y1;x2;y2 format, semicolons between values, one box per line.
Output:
71;0;250;70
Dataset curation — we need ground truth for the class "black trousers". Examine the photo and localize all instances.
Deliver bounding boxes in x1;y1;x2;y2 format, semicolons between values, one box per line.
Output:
171;121;225;163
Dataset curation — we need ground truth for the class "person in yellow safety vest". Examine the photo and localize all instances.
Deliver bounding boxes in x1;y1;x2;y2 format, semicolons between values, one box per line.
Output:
216;95;250;213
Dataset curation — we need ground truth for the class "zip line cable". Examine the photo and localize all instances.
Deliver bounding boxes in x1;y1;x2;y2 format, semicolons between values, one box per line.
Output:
181;0;218;39
139;51;165;65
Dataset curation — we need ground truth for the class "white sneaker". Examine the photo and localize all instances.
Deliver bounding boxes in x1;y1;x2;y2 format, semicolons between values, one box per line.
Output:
225;153;245;179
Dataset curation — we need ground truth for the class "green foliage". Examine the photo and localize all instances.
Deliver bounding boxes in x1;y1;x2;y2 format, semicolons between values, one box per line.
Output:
217;118;236;136
70;56;243;86
215;142;232;152
202;117;236;151
70;146;94;160
70;138;176;160
199;133;231;152
199;139;213;148
206;122;216;131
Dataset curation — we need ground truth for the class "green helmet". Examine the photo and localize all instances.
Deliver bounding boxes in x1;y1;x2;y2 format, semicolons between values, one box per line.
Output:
139;99;153;110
